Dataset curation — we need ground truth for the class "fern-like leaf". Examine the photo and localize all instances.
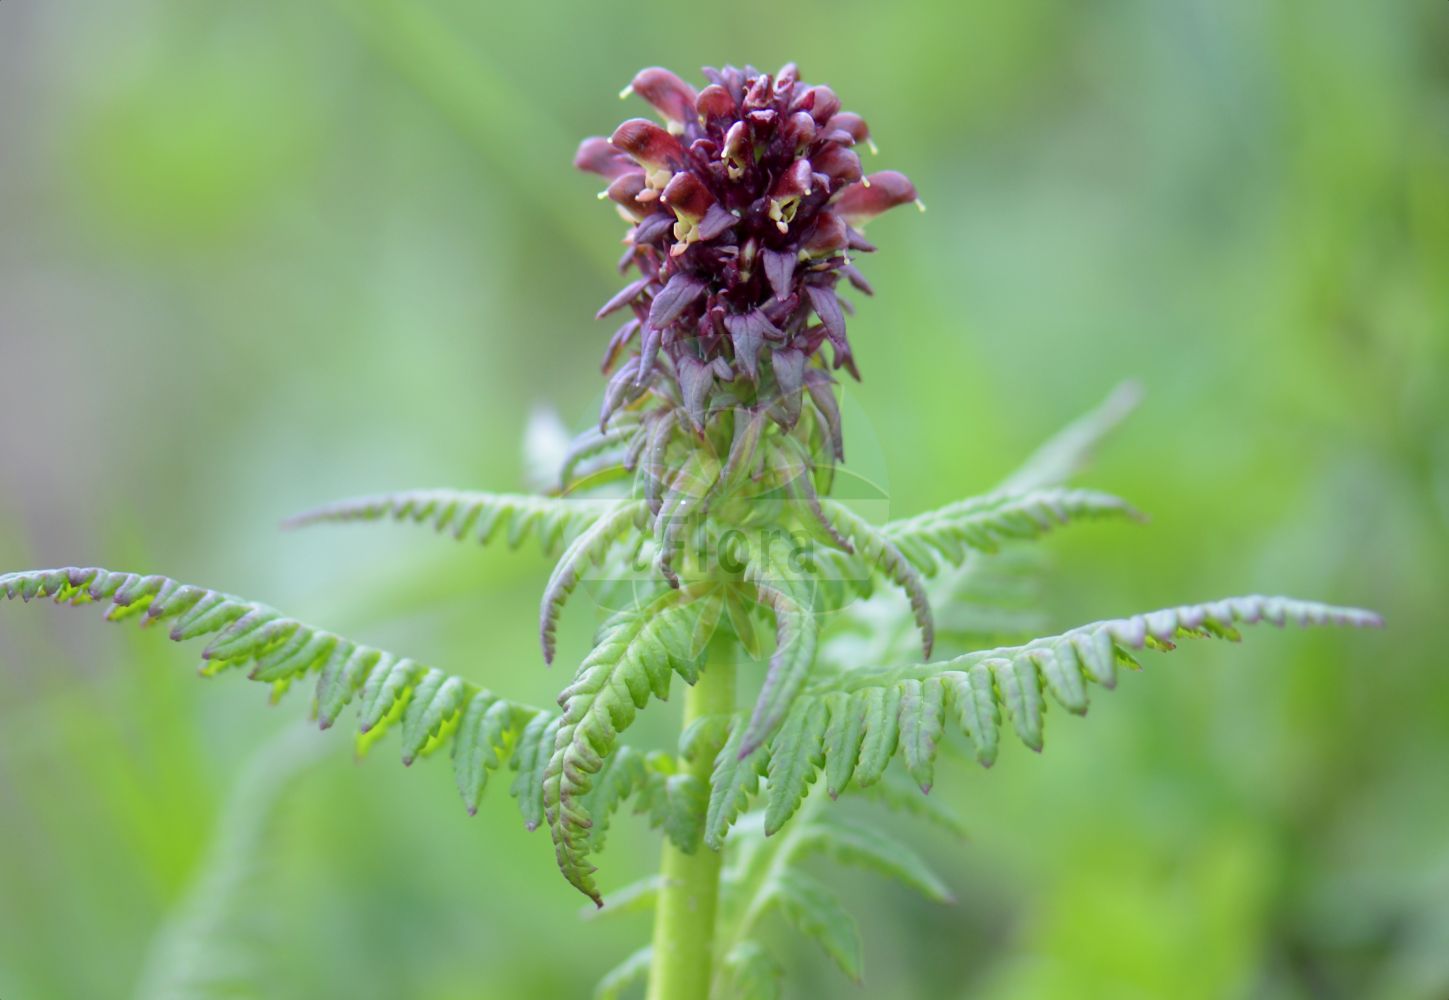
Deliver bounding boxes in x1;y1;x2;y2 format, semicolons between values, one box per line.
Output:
883;488;1144;576
282;489;610;557
767;870;863;982
739;537;821;758
807;596;1381;771
820;499;935;659
539;500;648;663
1000;380;1142;493
543;587;715;905
0;568;555;825
594;946;651;1000
716;942;783;1000
795;816;955;903
705;720;769;850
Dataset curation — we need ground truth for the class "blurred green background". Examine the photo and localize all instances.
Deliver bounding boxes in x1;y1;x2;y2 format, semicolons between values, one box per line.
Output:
0;1;1443;997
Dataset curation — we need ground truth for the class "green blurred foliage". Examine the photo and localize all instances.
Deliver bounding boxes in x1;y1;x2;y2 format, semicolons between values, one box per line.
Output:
0;1;1443;997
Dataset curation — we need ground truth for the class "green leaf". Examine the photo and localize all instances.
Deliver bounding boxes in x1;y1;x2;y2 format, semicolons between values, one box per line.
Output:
816;596;1383;771
763;698;828;835
999;381;1142;493
510;712;561;832
853;685;902;788
820;499;934;658
716;942;782;1000
0;567;554;827
769;870;863;982
283;489;609;556
452;694;523;815
539;500;647;663
897;677;946;792
543;588;710;904
821;690;866;798
594;946;651;1000
941;666;1001;766
739;536;820;757
705;720;768;850
848;769;969;839
883;488;1144;576
583;874;663;921
798;817;955;903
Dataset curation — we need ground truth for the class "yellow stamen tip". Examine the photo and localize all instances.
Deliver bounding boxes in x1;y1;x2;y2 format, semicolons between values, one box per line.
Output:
619;85;634;100
861;177;872;188
867;139;879;155
915;198;927;213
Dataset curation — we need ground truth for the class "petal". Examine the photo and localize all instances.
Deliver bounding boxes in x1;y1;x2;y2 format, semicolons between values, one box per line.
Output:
823;112;871;148
574;136;637;178
783;111;817;153
812;144;863;187
803;212;848;256
792;85;841;125
695;84;737;125
660;171;716;222
624;67;698;125
770;159;814;199
605;172;649;219
832;170;919;226
721;120;750;179
610;118;686;171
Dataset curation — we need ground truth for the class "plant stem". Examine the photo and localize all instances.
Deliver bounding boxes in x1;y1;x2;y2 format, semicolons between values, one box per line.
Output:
645;634;736;1000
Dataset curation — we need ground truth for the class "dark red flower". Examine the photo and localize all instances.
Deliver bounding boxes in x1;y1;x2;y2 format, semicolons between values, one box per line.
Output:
578;64;919;432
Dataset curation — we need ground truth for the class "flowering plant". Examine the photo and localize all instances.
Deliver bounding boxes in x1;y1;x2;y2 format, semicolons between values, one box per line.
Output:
0;64;1378;1000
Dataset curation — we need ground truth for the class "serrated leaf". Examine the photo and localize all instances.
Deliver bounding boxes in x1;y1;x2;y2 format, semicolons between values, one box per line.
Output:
763;698;828;835
283;489;607;556
897;677;946;792
822;691;866;798
594;946;651;1000
705;720;767;850
854;685;902;787
769;870;863;981
799;818;955;903
716;941;782;1000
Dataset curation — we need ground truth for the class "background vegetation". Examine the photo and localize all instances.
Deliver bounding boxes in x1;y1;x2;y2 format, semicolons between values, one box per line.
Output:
0;2;1442;997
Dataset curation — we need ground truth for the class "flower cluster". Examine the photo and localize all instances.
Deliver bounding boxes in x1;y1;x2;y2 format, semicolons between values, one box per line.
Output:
577;64;919;434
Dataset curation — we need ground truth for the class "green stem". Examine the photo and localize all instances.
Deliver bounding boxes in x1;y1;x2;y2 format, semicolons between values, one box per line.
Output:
645;634;737;1000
